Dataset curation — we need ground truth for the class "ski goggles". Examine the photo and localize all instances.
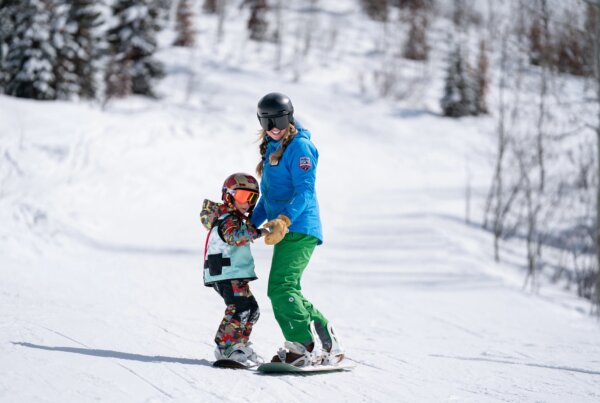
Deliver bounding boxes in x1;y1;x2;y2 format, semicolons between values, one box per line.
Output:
257;114;290;131
231;189;259;205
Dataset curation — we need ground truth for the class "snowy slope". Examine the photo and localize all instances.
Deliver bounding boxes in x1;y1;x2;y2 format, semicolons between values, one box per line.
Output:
1;2;600;402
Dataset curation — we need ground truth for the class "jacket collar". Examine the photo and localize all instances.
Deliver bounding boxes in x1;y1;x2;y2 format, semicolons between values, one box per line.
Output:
266;120;310;151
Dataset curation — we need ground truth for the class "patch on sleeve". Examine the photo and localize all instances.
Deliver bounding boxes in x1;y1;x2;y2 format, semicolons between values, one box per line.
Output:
298;156;312;171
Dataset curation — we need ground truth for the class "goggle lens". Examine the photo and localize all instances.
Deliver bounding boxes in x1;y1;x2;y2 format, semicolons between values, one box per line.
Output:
258;115;289;131
233;189;259;205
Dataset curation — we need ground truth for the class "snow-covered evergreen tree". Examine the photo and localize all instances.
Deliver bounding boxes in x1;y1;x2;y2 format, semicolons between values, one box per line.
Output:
48;0;80;100
2;0;104;100
105;0;164;99
64;0;105;99
0;0;20;92
4;0;56;100
105;53;132;100
154;0;170;29
440;45;477;118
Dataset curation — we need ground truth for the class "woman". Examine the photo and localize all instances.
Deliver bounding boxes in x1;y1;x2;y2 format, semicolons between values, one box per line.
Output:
251;92;344;367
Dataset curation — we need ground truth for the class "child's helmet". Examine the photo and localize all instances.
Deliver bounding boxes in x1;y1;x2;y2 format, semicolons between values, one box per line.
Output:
257;92;294;131
222;173;260;216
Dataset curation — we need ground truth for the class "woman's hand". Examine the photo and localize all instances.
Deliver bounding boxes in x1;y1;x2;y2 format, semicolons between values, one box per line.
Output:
262;215;291;245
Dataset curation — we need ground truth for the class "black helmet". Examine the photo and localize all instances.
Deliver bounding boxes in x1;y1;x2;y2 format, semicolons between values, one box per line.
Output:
257;92;294;131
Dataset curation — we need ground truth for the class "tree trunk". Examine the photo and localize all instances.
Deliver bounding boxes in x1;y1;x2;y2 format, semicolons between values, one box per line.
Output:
491;34;510;262
596;121;600;309
587;0;600;309
591;0;600;312
596;37;600;311
217;0;226;43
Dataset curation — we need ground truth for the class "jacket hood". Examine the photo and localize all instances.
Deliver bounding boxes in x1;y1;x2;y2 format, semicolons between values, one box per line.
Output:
295;120;311;140
200;199;235;230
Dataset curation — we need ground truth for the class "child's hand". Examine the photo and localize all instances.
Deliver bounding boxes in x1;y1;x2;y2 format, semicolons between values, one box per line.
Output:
262;215;291;245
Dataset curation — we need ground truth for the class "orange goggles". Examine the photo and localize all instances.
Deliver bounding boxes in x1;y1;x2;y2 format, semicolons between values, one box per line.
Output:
232;189;259;205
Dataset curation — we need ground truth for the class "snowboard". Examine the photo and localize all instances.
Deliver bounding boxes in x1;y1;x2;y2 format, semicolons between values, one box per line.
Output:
257;362;354;374
212;359;256;370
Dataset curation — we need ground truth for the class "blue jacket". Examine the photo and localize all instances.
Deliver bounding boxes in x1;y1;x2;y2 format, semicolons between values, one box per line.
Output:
251;121;323;244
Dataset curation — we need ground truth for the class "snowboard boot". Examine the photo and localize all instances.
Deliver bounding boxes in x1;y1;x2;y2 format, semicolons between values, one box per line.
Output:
215;342;263;365
271;322;323;367
320;323;345;365
271;341;322;367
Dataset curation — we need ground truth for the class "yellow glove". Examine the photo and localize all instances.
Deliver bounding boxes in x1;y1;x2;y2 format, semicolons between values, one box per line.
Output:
262;215;291;245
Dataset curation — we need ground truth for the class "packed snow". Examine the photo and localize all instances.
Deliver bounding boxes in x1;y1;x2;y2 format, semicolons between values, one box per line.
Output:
1;2;599;402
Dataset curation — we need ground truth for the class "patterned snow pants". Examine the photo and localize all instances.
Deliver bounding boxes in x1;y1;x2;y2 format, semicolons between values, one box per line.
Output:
213;279;260;348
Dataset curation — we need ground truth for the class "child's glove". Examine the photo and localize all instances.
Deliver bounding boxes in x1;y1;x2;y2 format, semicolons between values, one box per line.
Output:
262;215;291;245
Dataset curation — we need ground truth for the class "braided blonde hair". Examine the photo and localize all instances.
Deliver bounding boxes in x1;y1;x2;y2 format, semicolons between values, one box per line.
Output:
256;124;298;177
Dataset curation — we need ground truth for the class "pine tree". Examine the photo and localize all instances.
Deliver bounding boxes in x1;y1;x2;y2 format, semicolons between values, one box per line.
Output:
154;0;170;30
157;0;170;15
105;0;165;99
0;0;20;92
585;3;599;77
4;0;57;100
440;45;477;117
174;0;196;47
105;54;132;100
48;0;80;100
66;0;104;99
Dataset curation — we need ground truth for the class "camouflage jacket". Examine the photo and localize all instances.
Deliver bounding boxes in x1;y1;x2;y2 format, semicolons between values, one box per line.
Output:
200;199;262;246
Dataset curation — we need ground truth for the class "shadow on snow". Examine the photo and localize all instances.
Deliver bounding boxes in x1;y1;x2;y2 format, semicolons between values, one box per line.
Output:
12;342;212;367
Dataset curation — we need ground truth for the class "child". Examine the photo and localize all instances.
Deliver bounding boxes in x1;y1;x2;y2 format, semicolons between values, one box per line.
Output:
200;173;266;365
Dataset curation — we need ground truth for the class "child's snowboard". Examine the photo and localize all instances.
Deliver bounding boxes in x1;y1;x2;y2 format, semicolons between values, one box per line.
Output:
213;359;256;370
257;362;354;374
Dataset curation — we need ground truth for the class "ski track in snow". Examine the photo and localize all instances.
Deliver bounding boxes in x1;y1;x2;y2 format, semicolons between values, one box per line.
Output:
430;354;600;376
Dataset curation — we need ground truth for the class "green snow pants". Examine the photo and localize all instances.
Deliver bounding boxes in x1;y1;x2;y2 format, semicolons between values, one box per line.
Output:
267;232;329;346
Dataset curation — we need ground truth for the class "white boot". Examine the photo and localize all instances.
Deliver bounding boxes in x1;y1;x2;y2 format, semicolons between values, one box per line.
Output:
215;342;263;365
321;323;345;365
214;345;225;361
275;340;321;367
274;321;324;367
